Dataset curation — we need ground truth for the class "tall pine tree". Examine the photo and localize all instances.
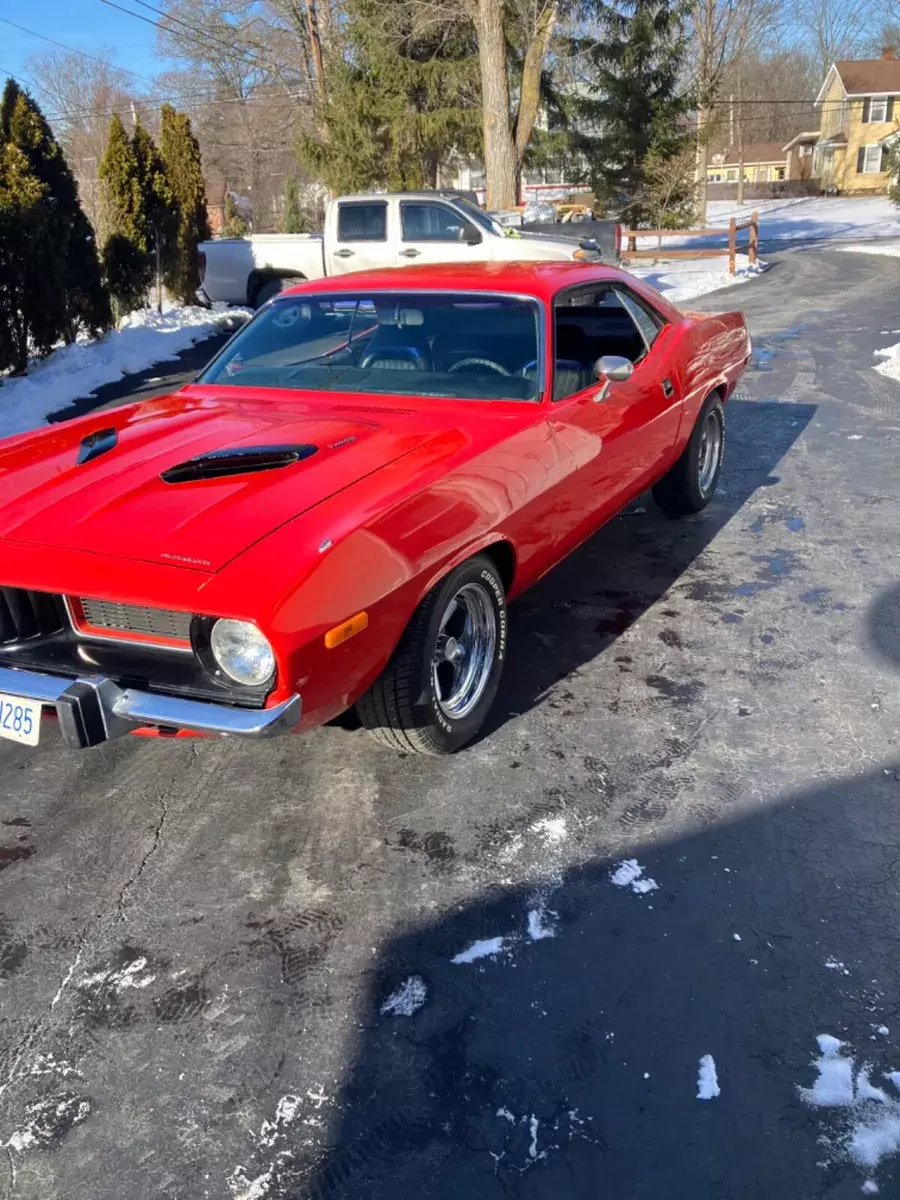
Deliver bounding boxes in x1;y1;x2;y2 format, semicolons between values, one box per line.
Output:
0;140;46;374
282;177;303;234
1;80;110;352
158;105;210;305
571;0;692;226
297;0;479;193
133;121;177;312
99;112;152;317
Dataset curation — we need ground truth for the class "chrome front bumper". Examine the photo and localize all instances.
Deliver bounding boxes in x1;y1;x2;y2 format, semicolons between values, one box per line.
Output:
0;665;301;749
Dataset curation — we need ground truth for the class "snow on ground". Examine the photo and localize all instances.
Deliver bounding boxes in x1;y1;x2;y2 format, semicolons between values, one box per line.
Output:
704;195;900;244
838;241;900;257
0;302;250;441
697;1055;721;1100
380;976;427;1016
799;1034;900;1186
451;937;506;964
609;859;659;894
874;339;900;382
630;254;765;304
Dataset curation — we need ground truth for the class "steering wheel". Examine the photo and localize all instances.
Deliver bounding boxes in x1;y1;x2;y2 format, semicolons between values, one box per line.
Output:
447;357;510;376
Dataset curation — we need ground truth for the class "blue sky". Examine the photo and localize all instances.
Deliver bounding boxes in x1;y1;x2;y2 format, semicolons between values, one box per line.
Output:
1;0;174;93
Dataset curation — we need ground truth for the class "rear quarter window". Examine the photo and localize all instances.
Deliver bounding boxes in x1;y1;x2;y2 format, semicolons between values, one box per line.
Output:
337;203;387;242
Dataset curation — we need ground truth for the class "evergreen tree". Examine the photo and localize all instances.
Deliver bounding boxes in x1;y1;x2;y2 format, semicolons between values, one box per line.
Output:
571;0;692;225
1;80;110;350
222;192;249;238
0;141;47;374
297;0;479;193
159;104;210;305
133;121;177;312
282;177;303;234
98;112;152;317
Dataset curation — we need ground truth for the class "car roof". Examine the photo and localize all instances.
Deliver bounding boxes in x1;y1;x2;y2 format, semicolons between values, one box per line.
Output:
282;261;633;304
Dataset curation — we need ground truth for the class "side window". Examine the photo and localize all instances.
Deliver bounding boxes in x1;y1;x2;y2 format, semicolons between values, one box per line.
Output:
614;288;664;351
401;203;467;242
337;203;387;242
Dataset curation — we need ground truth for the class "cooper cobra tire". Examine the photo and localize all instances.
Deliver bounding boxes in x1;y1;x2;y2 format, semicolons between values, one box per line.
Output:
652;393;725;516
356;554;507;755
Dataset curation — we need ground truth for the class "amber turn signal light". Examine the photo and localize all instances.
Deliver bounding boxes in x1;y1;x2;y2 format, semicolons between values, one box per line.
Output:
324;611;369;649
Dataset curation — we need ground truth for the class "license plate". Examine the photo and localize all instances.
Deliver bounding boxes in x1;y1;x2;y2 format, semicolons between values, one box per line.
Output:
0;693;42;747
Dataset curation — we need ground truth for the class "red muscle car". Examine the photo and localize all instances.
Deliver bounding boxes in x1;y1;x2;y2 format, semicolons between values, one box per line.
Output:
0;262;749;754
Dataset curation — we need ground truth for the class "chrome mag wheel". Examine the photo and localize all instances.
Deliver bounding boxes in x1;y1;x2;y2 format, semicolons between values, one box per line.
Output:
432;582;498;720
698;409;722;495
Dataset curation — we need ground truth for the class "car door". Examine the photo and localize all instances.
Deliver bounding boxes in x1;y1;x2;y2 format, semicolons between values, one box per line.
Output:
546;283;683;550
394;200;486;266
328;200;390;275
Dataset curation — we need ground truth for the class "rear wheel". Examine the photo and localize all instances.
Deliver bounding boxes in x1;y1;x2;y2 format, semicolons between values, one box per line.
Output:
356;555;507;755
652;394;725;516
252;277;291;308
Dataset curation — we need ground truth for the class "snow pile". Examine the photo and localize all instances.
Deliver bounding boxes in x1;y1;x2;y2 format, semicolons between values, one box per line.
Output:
0;302;250;441
874;340;900;383
630;255;767;304
610;859;659;894
799;1034;900;1182
380;975;427;1016
697;1055;720;1100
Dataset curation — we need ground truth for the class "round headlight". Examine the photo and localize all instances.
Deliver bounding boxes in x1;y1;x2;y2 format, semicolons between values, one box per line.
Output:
209;619;275;686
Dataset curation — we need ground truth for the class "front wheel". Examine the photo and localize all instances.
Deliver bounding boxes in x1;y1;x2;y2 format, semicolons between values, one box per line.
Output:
356;555;508;755
652;394;725;516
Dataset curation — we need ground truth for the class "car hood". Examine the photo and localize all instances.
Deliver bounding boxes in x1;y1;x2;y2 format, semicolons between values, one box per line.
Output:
0;392;433;572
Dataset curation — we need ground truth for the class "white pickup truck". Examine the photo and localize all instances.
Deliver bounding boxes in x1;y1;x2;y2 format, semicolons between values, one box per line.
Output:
198;191;621;308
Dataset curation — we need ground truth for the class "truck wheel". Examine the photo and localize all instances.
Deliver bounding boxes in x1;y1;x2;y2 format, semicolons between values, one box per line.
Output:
652;394;725;516
356;555;507;755
253;277;290;307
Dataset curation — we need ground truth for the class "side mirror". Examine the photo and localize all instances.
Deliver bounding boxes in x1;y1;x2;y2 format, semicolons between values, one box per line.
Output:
460;223;482;246
594;355;633;383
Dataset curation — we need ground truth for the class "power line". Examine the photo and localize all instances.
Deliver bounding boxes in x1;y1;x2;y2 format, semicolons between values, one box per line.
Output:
98;0;287;81
0;15;155;85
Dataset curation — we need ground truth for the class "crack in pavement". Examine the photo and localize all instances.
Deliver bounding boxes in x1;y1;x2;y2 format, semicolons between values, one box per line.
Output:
117;792;170;923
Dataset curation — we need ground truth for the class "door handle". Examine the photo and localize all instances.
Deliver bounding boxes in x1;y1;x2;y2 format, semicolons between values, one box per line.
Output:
662;377;674;398
399;248;421;258
333;249;355;259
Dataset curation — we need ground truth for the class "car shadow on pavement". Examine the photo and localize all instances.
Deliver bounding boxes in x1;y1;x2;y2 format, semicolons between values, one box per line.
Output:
480;397;816;741
240;756;900;1200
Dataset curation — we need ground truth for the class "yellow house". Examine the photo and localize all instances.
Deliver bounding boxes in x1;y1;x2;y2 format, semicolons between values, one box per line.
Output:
814;51;900;193
707;143;787;184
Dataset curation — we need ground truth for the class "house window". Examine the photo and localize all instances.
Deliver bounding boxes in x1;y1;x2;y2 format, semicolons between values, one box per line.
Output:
774;166;786;180
725;168;738;181
867;97;889;122
859;144;885;173
799;144;813;157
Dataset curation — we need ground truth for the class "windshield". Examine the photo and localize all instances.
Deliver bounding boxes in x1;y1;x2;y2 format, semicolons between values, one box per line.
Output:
200;291;542;402
453;197;504;237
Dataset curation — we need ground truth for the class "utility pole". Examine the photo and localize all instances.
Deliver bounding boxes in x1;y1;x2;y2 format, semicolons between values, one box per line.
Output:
304;0;326;106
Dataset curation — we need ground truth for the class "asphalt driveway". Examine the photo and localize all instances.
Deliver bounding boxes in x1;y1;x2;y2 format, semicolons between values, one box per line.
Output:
0;249;899;1200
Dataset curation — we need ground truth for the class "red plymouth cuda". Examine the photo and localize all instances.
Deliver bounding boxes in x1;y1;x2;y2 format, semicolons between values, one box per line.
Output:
0;262;749;754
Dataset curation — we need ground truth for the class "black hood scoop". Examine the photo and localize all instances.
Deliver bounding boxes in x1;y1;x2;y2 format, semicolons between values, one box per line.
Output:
161;443;318;484
77;427;118;465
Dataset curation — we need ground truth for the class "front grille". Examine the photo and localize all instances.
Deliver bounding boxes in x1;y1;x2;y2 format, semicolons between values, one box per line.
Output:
0;589;64;645
78;599;192;642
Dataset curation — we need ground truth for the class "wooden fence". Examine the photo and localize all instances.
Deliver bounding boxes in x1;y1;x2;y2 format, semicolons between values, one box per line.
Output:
619;211;759;275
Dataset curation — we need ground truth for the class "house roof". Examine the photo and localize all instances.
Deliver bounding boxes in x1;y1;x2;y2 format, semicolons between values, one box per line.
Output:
782;131;820;152
817;58;900;103
710;142;786;167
